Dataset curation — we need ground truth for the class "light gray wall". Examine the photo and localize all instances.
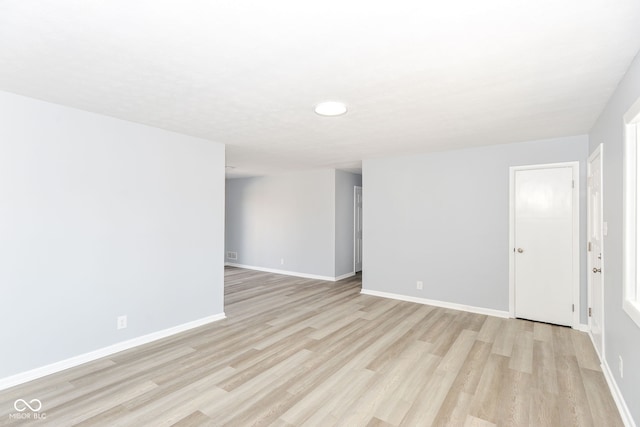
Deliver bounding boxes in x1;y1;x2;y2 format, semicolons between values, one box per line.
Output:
0;91;225;379
589;52;640;425
335;171;363;277
225;170;336;277
363;135;588;318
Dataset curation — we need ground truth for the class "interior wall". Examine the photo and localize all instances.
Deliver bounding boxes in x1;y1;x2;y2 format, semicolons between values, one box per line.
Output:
0;91;225;379
589;51;640;425
225;170;336;278
362;135;588;316
335;171;363;277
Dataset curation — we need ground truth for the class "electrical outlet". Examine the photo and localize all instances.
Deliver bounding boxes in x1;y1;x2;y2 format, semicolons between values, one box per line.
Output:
281;258;285;265
416;281;423;290
117;315;127;330
619;355;623;378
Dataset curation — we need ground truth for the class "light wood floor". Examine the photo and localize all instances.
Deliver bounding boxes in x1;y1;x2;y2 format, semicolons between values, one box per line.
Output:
0;267;623;426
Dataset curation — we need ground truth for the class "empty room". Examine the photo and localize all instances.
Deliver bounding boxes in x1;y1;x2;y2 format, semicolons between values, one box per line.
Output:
1;1;640;426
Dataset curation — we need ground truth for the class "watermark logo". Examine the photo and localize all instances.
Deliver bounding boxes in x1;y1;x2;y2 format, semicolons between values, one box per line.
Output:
14;399;42;412
9;399;46;420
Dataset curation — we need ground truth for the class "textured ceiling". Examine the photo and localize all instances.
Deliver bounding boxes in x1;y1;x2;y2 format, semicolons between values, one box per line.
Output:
1;1;639;177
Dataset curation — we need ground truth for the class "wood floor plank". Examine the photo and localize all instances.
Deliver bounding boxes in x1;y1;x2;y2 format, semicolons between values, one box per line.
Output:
533;321;554;342
553;324;576;356
495;369;532;426
399;368;458;426
365;417;396;427
581;368;625;427
455;312;487;332
572;331;602;371
468;353;510;424
529;387;560;427
338;341;432;425
438;329;478;373
448;340;493;395
372;346;440;425
170;410;215;427
431;341;492;425
491;318;518;356
508;330;534;373
431;390;473;427
476;316;502;343
532;339;560;395
295;368;375;426
555;355;595;427
365;306;434;372
464;414;497;427
0;267;623;427
419;311;454;343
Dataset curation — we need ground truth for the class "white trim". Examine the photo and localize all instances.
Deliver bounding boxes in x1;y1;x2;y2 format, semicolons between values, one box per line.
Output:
354;185;357;273
0;313;226;391
225;262;342;282
601;358;637;427
509;167;516;316
587;144;606;359
586;330;603;365
623;95;640;124
585;326;634;426
576;323;590;333
623;299;640;328
335;272;356;281
360;289;510;318
623;110;640;328
353;185;363;274
508;161;581;328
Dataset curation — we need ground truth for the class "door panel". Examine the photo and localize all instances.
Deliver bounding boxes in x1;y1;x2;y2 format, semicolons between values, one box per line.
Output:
514;167;574;326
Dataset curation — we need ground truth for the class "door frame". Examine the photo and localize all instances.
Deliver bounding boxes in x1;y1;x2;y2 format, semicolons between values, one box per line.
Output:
587;144;605;359
353;186;363;273
508;161;580;328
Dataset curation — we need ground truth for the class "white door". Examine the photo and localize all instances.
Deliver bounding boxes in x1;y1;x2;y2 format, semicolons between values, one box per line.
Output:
588;145;604;359
354;186;363;273
511;164;577;326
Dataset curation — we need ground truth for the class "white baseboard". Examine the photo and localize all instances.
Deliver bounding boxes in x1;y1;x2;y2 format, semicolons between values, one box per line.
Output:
360;289;510;318
225;262;349;282
335;272;356;281
586;330;605;363
601;357;636;427
576;323;590;332
0;312;226;392
585;328;634;427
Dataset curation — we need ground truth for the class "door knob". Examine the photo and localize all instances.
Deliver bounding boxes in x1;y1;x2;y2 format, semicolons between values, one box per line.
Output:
593;267;601;273
517;248;524;253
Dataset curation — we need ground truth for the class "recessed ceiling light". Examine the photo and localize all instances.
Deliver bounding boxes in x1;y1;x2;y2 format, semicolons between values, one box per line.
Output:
314;101;347;117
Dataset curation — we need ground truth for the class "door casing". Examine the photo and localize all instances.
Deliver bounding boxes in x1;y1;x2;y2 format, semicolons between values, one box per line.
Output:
354;186;363;273
588;144;605;359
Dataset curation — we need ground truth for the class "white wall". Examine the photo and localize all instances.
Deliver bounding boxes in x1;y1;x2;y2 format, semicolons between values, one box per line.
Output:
335;171;363;277
0;91;225;379
589;52;640;425
363;135;588;317
225;170;336;278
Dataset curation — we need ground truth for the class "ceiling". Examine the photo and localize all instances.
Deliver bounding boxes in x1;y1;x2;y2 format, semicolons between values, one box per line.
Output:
1;1;639;178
